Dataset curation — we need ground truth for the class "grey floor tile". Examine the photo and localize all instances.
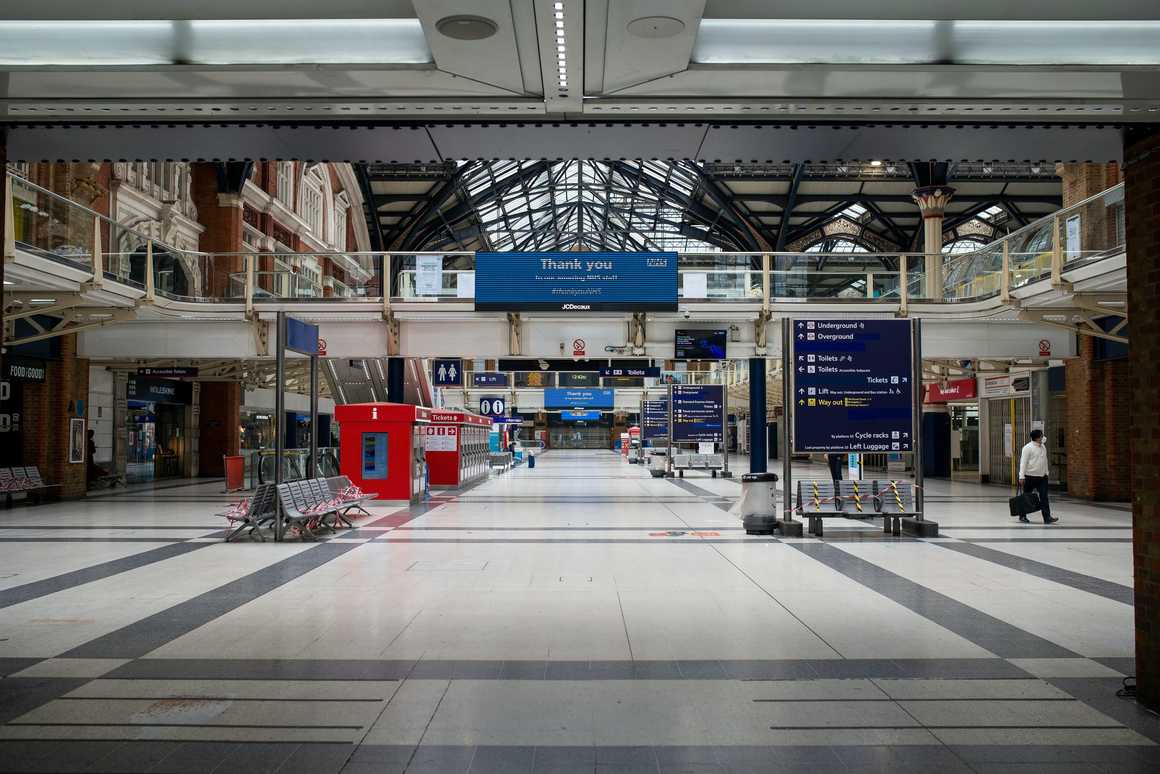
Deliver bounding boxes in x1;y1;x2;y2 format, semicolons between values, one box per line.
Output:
0;658;43;678
806;659;902;679
86;741;185;773
340;762;405;774
948;746;1150;764
587;661;637;679
348;745;416;764
594;765;658;774
547;661;596;680
276;743;354;774
657;764;726;774
654;747;721;765
632;662;682;680
892;659;1032;679
714;746;841;766
721;662;816;681
966;765;1104;774
595;747;658;766
834;745;966;767
404;745;476;773
150;741;241;773
675;661;727;679
0;741;121;773
451;660;505;679
501;661;549;679
533;747;596;768
469;745;536;773
215;742;299;774
0;677;89;724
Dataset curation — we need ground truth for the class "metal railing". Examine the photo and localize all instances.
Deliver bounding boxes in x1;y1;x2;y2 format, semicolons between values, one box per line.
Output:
8;172;1125;313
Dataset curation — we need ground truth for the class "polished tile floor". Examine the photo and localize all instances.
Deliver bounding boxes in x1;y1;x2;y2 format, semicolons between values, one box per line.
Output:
0;450;1155;773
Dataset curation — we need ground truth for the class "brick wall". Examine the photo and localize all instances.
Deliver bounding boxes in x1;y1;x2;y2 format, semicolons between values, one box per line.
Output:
1064;336;1131;499
1057;162;1132;500
1125;126;1160;709
198;382;241;477
190;164;245;297
21;335;90;499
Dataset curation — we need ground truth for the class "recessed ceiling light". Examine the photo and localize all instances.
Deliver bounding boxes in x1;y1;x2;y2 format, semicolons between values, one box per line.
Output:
554;2;564;10
870;159;883;166
435;15;498;41
557;44;566;53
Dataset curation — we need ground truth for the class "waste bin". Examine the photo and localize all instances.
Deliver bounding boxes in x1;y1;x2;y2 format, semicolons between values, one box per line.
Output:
739;472;778;534
527;452;536;469
647;450;668;478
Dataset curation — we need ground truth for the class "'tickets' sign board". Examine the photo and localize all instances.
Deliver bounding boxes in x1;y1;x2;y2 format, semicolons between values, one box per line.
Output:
791;319;914;453
473;252;677;311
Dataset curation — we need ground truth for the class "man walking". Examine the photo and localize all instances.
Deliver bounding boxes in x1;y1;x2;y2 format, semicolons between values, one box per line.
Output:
1018;428;1058;524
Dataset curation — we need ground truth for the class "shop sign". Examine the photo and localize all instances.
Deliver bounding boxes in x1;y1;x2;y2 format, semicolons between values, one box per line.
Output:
980;370;1032;399
924;378;978;404
128;376;193;404
3;356;47;383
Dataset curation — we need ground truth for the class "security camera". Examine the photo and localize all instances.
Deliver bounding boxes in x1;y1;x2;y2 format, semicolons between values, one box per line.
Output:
682;310;691;319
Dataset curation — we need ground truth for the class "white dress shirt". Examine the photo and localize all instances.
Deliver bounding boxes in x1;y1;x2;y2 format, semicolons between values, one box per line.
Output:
1019;441;1049;478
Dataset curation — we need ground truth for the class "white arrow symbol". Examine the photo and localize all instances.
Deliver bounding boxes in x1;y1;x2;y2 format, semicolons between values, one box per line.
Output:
797;334;804;340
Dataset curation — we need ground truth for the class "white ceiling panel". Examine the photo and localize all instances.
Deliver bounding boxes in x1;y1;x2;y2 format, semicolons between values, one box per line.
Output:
413;0;530;95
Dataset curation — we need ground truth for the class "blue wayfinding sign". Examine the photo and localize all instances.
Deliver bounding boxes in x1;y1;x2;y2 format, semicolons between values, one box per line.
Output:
599;366;661;378
474;252;678;312
641;399;669;440
544;388;614;409
285;317;319;356
473;372;509;387
670;385;724;443
791;318;914;453
432;358;463;386
562;410;602;421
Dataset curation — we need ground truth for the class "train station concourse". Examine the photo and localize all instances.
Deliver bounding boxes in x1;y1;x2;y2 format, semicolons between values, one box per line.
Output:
1;2;1160;772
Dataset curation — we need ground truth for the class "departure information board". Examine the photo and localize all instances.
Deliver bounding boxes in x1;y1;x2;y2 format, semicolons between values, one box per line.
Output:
791;319;913;453
641;399;669;440
670;385;724;443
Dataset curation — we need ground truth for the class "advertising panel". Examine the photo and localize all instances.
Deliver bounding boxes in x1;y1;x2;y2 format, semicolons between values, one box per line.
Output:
544;388;614;410
791;319;914;453
474;252;678;311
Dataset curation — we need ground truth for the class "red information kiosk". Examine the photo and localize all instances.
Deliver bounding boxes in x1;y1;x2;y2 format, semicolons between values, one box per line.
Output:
333;402;432;501
426;410;492;489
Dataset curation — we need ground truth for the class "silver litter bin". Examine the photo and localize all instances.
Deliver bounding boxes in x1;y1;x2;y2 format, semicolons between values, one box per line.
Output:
647;450;668;478
739;472;779;534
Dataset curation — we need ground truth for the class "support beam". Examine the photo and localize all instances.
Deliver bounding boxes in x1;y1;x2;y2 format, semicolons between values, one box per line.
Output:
749;358;767;474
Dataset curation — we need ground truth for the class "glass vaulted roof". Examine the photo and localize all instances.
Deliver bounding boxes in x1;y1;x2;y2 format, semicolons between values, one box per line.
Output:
420;160;727;253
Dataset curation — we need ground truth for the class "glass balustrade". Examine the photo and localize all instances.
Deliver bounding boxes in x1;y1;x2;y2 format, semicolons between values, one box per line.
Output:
7;173;1126;308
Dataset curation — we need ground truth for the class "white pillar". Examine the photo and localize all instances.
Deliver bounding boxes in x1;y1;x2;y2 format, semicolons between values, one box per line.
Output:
912;186;955;299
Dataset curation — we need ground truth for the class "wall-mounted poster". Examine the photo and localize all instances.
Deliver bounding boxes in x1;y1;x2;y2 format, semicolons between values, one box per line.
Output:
69;418;86;464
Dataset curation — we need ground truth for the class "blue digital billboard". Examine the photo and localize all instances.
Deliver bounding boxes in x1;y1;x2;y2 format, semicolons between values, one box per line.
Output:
544;388;614;410
671;385;724;443
474;252;678;311
791;319;914;453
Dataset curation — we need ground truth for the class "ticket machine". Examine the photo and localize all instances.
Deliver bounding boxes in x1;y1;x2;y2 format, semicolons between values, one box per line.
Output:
333;402;432;501
425;410;493;488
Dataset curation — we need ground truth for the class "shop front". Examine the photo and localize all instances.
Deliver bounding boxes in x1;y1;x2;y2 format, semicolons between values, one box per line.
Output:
924;378;980;481
125;376;193;482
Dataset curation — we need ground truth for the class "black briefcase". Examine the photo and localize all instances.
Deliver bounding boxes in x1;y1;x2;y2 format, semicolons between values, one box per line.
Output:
1009;488;1041;516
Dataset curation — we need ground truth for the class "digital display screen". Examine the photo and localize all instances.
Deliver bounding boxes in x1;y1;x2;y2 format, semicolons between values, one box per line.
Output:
675;329;727;360
361;432;388;479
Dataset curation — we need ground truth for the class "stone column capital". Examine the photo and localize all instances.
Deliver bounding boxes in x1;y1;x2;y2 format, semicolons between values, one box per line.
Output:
912;185;956;219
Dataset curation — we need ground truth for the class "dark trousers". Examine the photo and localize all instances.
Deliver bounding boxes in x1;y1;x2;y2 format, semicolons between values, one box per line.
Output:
827;455;842;484
1024;475;1052;521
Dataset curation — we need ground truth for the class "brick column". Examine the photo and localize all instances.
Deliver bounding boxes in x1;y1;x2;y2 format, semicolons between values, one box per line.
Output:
190;164;245;297
22;335;90;498
1125;125;1160;709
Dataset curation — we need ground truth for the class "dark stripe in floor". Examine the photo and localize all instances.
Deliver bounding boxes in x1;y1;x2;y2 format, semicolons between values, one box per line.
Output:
0;678;90;724
371;537;771;544
0;542;212;610
664;478;735;512
790;542;1079;659
0;537;191;543
934;541;1133;605
63;543;359;659
956;537;1133;543
393;526;744;531
0;525;221;530
104;657;1034;682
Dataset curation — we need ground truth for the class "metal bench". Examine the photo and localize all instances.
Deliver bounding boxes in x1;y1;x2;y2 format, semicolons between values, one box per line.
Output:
1;466;61;507
796;478;928;537
217;484;277;542
325;475;373;525
275;482;328;540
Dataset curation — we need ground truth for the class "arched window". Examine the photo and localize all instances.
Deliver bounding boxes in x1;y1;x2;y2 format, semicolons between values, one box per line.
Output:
301;165;325;236
804;237;869;254
276;162;295;205
942;238;986;255
333;191;350;249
